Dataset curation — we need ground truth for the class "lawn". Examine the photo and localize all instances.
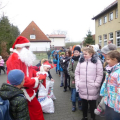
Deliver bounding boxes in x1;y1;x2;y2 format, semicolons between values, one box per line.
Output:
35;53;48;60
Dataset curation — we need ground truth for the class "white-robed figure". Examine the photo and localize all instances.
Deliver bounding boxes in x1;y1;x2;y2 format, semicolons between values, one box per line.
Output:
6;36;45;120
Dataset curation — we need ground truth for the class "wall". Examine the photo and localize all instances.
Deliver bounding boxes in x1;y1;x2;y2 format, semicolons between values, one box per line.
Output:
49;38;65;47
95;3;120;51
29;42;50;51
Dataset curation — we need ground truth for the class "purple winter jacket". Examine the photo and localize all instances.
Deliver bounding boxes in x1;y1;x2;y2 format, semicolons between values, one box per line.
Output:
75;54;103;100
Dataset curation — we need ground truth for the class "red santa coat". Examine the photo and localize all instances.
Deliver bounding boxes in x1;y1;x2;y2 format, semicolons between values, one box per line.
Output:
6;51;45;120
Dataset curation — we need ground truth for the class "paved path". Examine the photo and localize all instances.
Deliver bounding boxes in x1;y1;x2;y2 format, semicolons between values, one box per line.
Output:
44;68;105;120
0;60;105;120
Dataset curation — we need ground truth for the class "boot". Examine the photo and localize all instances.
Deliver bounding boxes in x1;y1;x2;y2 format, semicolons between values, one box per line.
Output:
60;83;63;87
78;101;82;110
72;102;76;112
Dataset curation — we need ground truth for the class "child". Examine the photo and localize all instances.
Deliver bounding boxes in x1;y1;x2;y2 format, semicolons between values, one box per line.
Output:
37;59;53;88
68;46;82;112
0;69;30;120
100;51;120;120
62;50;71;92
75;47;103;120
0;56;5;75
57;52;65;87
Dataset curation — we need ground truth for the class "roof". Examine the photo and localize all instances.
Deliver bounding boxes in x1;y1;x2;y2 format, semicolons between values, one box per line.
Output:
20;21;51;42
48;34;66;38
92;0;118;20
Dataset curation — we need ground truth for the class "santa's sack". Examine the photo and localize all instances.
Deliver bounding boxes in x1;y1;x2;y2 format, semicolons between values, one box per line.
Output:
38;83;54;113
40;96;54;113
46;80;56;100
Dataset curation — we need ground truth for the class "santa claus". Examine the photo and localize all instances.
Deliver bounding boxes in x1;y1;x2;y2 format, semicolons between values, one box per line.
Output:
6;36;45;120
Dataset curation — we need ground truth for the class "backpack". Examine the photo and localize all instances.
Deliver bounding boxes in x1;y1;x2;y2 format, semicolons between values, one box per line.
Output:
0;97;12;120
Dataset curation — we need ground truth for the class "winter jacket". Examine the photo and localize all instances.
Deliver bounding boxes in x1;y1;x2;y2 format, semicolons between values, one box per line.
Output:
100;63;120;113
0;83;30;120
57;56;63;72
75;54;103;100
0;59;4;66
60;56;71;73
68;56;80;88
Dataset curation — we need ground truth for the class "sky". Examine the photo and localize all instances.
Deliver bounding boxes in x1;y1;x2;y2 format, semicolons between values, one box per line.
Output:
0;0;115;42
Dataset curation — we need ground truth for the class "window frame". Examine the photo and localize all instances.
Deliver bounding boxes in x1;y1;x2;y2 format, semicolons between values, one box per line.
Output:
109;12;113;21
109;33;113;43
30;35;36;39
98;35;102;45
98;18;102;26
116;31;120;47
103;15;107;24
103;34;107;46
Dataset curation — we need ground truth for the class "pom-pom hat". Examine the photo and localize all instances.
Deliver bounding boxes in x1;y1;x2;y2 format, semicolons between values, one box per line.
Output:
12;36;30;49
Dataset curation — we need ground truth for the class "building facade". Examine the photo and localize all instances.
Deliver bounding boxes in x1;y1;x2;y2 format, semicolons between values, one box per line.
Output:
92;0;120;51
20;21;51;52
48;34;66;49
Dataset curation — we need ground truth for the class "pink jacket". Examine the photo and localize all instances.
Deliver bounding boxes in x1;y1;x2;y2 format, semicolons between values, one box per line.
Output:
0;59;4;66
75;55;103;100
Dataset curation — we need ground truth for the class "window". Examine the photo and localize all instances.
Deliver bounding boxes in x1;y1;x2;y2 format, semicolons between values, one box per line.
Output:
103;34;107;46
30;35;36;39
109;12;113;21
116;31;120;47
98;36;102;45
115;9;118;18
109;33;113;43
98;18;102;26
103;16;107;23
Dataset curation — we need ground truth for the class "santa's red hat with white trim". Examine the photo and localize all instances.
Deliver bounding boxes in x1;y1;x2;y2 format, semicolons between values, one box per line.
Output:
42;61;54;69
12;36;30;49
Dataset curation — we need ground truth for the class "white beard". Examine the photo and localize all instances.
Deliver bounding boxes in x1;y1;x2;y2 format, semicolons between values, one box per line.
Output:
19;48;36;66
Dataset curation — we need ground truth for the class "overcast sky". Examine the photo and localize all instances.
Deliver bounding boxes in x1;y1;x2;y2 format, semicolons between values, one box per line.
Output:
0;0;115;42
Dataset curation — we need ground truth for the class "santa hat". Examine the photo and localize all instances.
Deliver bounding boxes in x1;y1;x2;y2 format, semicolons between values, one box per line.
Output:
42;61;54;69
12;36;30;49
9;48;13;52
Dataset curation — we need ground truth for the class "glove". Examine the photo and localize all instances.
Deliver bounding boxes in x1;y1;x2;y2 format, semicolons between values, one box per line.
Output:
38;74;46;80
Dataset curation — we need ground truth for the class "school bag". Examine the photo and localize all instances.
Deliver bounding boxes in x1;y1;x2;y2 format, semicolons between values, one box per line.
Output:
0;97;12;120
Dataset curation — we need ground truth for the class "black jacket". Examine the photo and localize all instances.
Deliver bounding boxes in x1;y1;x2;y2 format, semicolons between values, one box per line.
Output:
0;83;30;120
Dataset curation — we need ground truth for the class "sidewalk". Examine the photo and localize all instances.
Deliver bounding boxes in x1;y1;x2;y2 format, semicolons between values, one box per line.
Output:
43;68;105;120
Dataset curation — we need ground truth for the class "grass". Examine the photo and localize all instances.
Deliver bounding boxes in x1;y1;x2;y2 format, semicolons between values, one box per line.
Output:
35;53;48;60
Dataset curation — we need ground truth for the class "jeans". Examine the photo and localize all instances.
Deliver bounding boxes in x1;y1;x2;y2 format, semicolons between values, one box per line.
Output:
105;105;120;120
48;55;51;60
71;88;81;102
60;71;64;84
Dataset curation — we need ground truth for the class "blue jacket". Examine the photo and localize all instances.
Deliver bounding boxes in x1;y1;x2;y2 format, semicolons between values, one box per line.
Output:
57;57;63;72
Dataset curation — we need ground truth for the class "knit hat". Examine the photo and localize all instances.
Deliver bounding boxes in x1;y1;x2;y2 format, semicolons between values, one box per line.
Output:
74;46;81;53
60;52;65;55
8;69;24;85
101;43;116;54
12;36;30;49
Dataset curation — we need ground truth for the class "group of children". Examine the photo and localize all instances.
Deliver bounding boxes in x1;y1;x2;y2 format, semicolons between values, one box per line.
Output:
53;44;120;120
0;42;120;120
